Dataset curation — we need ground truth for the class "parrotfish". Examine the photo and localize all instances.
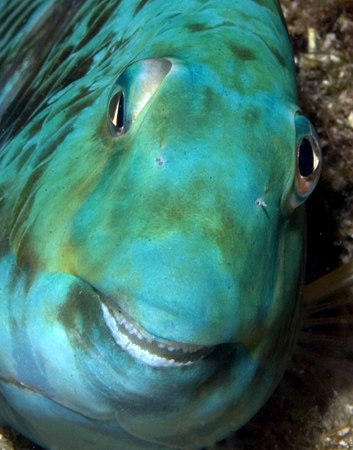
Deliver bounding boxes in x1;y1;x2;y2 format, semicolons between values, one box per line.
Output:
0;0;322;449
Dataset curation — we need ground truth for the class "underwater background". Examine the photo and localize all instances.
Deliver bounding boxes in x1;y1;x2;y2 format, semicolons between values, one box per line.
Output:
0;0;352;449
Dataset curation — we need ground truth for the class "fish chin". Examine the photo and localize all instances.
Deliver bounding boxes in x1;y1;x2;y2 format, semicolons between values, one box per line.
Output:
100;296;214;367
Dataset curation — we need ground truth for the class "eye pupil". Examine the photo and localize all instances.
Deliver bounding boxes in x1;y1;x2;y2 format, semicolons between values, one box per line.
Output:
108;91;124;136
298;137;314;177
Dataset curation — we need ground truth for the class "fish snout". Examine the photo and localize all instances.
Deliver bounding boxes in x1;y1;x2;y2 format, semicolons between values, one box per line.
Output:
99;233;241;366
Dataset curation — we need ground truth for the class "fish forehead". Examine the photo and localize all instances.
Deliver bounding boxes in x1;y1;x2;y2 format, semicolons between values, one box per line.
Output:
0;0;295;147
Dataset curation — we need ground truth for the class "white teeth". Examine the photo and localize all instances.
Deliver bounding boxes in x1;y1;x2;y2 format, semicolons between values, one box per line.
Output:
100;302;210;368
126;323;133;334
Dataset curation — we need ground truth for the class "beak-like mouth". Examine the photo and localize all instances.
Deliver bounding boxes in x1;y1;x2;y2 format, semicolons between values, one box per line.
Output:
100;296;214;367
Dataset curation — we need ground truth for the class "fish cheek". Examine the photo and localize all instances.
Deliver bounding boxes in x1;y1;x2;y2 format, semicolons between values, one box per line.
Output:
56;281;111;353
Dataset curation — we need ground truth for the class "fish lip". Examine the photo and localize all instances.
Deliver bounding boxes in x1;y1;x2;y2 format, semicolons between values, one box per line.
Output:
99;296;214;367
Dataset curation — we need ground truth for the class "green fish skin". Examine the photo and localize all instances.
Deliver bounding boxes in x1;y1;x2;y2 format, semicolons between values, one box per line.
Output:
0;0;321;449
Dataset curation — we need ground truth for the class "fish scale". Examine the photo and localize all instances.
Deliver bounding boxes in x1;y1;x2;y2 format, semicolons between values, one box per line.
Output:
0;1;322;449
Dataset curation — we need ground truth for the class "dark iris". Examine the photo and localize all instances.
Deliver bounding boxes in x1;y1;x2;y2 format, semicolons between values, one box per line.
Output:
298;137;314;177
108;91;124;136
116;92;124;129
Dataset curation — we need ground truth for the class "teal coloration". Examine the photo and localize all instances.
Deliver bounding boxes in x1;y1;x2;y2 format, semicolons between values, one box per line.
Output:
0;0;321;449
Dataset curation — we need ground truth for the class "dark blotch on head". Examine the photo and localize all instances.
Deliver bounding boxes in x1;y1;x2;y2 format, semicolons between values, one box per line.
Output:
39;124;74;164
10;231;40;295
26;116;46;141
134;0;150;15
0;183;12;257
58;55;94;92
5;140;37;169
0;240;10;263
62;86;92;110
186;21;234;33
229;43;257;61
64;96;96;122
244;107;261;124
57;282;104;351
187;23;208;33
96;113;113;147
16;145;37;172
268;45;287;68
77;3;118;51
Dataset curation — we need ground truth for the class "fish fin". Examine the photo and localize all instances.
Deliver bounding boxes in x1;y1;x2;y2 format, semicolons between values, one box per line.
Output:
304;261;353;304
299;261;353;384
223;263;353;449
276;261;353;447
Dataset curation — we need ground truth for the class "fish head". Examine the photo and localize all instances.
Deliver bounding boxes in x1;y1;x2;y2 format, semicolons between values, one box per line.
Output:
2;14;321;449
6;54;321;448
15;55;321;341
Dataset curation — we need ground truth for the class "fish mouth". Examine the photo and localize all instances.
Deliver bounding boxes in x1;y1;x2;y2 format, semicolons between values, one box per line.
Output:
100;297;213;367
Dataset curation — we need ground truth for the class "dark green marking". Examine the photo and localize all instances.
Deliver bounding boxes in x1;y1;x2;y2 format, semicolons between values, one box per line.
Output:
229;43;257;61
134;0;151;15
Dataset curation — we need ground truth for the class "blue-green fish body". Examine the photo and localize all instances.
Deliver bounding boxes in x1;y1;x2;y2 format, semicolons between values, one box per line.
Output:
0;0;321;449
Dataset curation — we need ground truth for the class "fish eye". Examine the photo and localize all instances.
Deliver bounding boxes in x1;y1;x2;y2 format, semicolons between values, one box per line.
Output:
293;125;321;207
108;91;125;137
282;112;322;213
298;137;319;177
107;58;172;138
